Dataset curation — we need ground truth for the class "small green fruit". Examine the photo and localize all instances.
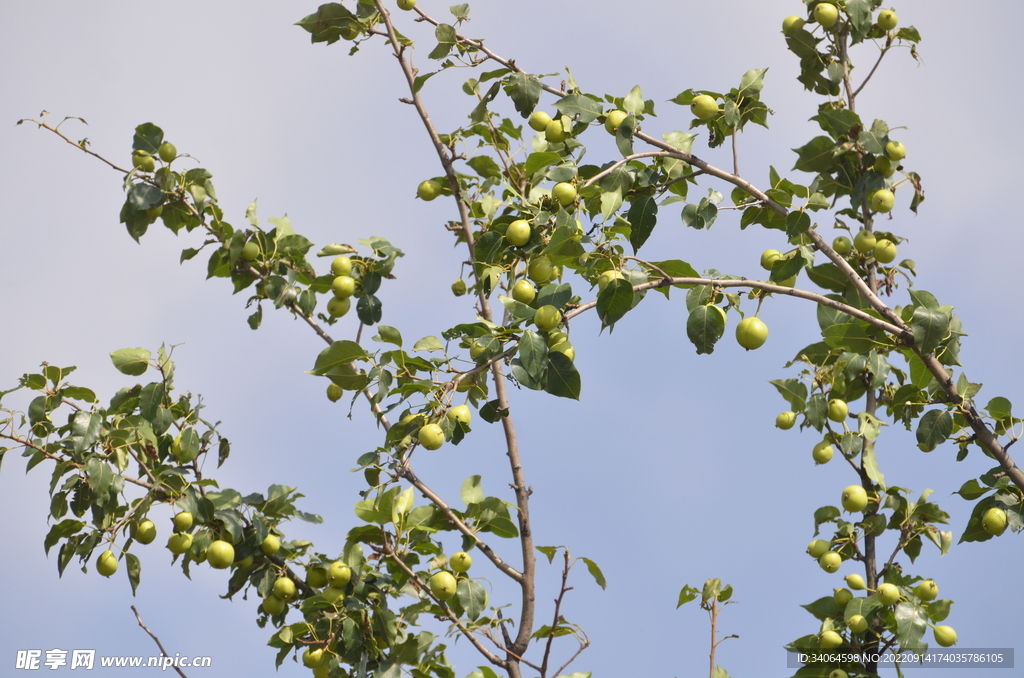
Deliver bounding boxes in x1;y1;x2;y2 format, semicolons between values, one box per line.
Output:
854;229;877;254
261;535;281;556
429;571;458;600
157;142;177;163
97;549;119;577
549;340;575;361
326;383;343;402
447;404;472;427
982;507;1008;536
451;279;468;296
877;9;898;30
690;94;719;120
848;615;868;634
534;305;561;332
842;485;869;512
512;279;536;304
870;189;895;213
819;630;843;649
845;573;866;590
331;256;352;276
303;648;328;669
206;540;235;569
397;0;416;9
735;316;768;350
132;150;156;172
873;155;895;176
528;255;554;283
833;587;853;606
782;15;806;33
528;111;552;132
874;239;897;264
807;539;831;559
813;2;840;28
812;441;834;464
262;594;286;615
173;512;193;531
933;625;957;647
273;576;297;601
876;582;900;606
597;269;624;292
829;669;849;678
552;182;577;206
832;236;852;255
544;119;567;143
760;249;782;271
915;580;938;601
167;532;193;555
605;110;628;134
450;551;473;573
321;585;345;604
327;560;352;586
506;219;531;246
134;519;157;545
327;296;351;318
819;551;842;573
886;140;906;161
331;275;356;298
776;411;797;430
418;423;445;451
828;399;848;423
417;179;442;201
307;566;328;589
146;205;163;218
241;241;260;261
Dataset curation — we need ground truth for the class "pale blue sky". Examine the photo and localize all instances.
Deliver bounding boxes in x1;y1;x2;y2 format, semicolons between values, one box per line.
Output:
1;2;1022;677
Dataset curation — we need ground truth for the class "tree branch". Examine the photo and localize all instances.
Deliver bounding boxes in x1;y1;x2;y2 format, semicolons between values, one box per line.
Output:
130;606;189;678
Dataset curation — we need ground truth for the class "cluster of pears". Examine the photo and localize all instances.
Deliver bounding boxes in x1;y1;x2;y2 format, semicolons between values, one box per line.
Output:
327;256;356;318
807;539;957;650
427;550;473;601
775;398;849;464
782;5;898;33
130;141;178;218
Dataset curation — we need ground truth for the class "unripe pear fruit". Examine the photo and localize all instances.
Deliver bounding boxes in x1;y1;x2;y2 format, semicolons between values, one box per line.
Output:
877;9;898;30
819;630;843;649
241;241;260;261
870;189;895;213
876;582;900;605
874;239;898;264
760;249;782;271
512;279;536;304
833;587;853;606
173;512;193;531
534;305;561;332
886;140;906;161
326;383;343;402
506;219;531;246
832;235;852;255
97;549;119;577
262;594;286;615
819;551;842;573
331;256;352;276
812;441;834;464
261;534;281;556
848;615;868;634
418;423;445;451
417;179;442;201
933;625;957;647
776;411;797;430
735;316;769;351
813;2;839;28
915;579;939;601
842;485;869;512
450;551;473;573
552;182;577;206
854;229;876;254
273;576;297;601
544;119;567;143
528;111;552;132
605;110;628;134
844;573;866;590
828;399;848;423
807;539;831;559
982;507;1008;536
782;15;806;33
429;571;458;600
690;94;719;120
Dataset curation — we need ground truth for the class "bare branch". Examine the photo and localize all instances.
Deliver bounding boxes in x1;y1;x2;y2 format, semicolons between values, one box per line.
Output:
130;606;189;678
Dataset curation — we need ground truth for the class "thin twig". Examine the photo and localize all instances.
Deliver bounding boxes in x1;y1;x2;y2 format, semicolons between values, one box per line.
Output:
130;606;189;678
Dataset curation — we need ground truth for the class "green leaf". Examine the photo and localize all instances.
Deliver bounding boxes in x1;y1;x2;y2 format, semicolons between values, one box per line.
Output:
518;330;548;381
505;73;542;118
412;336;444;352
461;476;484;506
373;325;403;346
110;348;151;376
428;23;457;60
295;3;358;45
132;123;164;154
686;305;726;355
581;557;607;589
457;579;488;621
596;278;634;328
523;152;562;179
545;352;581;400
553;93;603;124
627;195;658;253
308;340;367;376
769;378;808;412
676;585;700;608
894;601;928;650
911;306;950;355
916;409;953;450
792;136;837;173
126;552;141;596
822;323;878;353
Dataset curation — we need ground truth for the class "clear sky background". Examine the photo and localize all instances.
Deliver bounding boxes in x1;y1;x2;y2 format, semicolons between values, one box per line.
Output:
1;1;1021;677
